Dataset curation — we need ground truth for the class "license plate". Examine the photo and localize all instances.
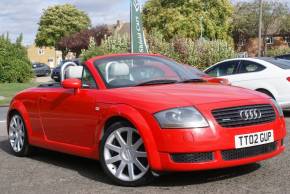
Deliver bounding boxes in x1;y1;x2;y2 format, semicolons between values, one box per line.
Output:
235;130;274;149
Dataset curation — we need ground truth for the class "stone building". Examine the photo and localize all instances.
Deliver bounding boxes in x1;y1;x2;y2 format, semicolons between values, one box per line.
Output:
27;44;62;68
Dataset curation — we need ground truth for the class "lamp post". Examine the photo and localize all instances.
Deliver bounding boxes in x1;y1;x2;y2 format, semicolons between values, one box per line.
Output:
200;16;204;40
258;0;263;57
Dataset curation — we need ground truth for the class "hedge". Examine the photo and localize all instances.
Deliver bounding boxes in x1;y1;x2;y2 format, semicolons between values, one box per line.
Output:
0;36;32;83
81;32;237;70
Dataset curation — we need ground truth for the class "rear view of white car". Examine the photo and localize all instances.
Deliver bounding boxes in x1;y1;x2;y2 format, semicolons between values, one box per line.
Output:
204;58;290;109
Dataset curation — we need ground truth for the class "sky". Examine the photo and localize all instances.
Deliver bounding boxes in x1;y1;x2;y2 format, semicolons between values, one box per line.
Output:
0;0;147;45
0;0;288;46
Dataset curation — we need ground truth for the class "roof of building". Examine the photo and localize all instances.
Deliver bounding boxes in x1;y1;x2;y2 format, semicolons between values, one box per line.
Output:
108;20;130;36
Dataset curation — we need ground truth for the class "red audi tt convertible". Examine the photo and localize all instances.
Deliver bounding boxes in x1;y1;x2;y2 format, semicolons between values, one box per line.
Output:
7;54;286;186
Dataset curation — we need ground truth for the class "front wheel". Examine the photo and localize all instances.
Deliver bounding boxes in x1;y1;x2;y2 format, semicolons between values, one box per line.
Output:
8;113;31;157
100;122;153;186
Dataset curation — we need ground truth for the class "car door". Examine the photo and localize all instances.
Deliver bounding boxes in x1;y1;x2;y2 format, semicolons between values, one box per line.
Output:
230;60;266;89
205;60;240;83
39;66;100;148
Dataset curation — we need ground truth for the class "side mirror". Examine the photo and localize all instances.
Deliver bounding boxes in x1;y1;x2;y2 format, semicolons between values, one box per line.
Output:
62;78;81;94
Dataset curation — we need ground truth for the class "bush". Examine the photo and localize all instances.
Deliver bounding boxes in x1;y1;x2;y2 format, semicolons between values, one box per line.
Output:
99;34;130;54
147;31;237;69
0;36;32;83
81;31;236;70
81;35;129;62
81;37;105;62
266;47;290;57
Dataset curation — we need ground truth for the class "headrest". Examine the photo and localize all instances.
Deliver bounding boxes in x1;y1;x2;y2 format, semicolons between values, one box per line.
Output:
109;62;130;76
65;66;83;79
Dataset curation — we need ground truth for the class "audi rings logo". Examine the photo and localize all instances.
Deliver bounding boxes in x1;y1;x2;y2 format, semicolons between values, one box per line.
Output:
239;109;262;120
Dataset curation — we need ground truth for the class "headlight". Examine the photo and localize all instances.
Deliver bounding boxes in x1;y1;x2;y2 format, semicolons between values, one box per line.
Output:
154;107;209;129
271;99;283;117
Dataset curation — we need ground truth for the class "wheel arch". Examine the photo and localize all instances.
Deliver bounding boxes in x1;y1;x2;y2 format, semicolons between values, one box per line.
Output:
255;88;276;99
8;100;33;139
97;104;162;170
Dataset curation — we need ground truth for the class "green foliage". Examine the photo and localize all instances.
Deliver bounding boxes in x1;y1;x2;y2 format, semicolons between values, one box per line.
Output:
81;37;105;62
147;31;236;69
266;48;290;57
0;35;33;83
281;13;290;35
57;25;111;57
16;33;23;46
143;0;233;41
81;34;130;61
232;1;289;41
81;32;236;70
99;34;130;54
35;4;91;49
146;30;177;58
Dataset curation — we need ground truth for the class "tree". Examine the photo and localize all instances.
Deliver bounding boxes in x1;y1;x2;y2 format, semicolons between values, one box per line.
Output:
143;0;233;41
232;1;289;45
57;25;111;57
280;13;290;35
16;33;23;46
35;4;91;58
0;34;32;83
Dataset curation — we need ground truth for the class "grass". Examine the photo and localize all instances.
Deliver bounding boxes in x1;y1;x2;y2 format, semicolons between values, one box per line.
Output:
0;82;39;106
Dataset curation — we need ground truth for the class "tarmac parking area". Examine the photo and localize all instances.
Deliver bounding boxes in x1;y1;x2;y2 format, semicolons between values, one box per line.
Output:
0;108;289;194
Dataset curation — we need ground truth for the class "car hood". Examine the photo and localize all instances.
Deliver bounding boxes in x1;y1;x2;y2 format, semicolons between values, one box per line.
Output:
103;83;267;113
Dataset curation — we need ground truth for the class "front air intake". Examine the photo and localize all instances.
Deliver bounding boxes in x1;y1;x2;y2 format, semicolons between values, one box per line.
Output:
212;104;276;128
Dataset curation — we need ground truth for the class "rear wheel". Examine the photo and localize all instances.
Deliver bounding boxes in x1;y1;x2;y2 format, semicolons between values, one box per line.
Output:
8;113;31;157
100;121;153;186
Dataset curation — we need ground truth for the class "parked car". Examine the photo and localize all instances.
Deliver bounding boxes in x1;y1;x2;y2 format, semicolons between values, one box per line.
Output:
275;54;290;60
51;59;81;82
186;66;230;85
204;57;290;109
32;63;51;77
8;54;286;186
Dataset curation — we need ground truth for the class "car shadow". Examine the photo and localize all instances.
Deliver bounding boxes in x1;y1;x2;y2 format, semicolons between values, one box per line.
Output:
0;139;111;185
0;139;260;187
152;163;260;187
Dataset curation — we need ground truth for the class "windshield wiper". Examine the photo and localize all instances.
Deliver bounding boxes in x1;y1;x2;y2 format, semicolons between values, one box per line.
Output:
136;79;178;86
179;78;205;83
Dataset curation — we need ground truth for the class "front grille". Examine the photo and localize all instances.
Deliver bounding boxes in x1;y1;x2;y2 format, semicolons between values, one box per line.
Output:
212;104;276;128
171;152;214;163
222;142;277;161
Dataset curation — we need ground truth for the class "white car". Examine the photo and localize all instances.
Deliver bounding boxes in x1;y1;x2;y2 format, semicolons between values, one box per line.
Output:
204;57;290;109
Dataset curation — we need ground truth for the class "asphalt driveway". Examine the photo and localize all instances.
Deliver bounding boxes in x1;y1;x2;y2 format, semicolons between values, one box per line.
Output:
0;107;289;194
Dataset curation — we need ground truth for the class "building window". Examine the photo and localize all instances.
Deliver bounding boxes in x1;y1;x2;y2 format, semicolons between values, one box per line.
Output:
265;37;273;45
38;48;45;55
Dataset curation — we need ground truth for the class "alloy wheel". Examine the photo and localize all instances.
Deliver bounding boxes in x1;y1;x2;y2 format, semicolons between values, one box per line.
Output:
104;127;149;182
8;115;25;153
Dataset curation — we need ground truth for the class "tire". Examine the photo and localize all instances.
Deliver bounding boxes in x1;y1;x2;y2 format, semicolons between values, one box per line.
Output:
100;121;154;186
8;113;31;157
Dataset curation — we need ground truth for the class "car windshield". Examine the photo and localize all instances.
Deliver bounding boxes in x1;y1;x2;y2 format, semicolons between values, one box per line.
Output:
262;58;290;70
184;65;207;77
94;55;202;88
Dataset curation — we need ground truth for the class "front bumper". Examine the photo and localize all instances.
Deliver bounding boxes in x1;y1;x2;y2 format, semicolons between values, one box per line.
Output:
144;99;287;172
156;140;285;171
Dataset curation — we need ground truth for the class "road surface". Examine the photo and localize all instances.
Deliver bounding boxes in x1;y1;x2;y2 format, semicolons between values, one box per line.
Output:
0;107;289;194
